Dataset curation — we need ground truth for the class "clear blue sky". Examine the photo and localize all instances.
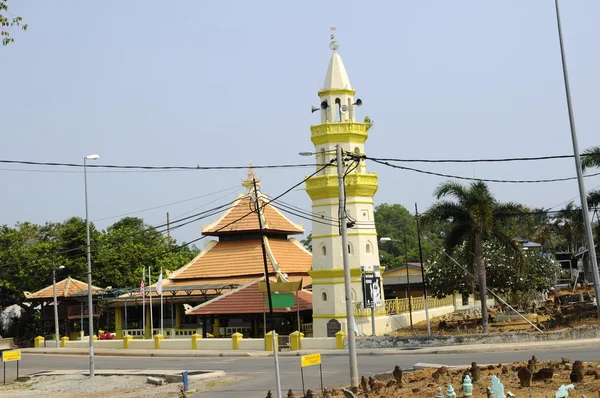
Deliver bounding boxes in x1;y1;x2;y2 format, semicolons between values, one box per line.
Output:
2;1;599;245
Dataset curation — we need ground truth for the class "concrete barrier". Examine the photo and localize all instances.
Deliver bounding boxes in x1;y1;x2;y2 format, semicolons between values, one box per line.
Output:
238;338;265;351
196;338;230;351
301;337;336;350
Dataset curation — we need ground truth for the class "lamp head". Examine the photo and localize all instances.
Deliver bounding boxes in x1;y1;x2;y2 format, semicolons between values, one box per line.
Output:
85;154;100;161
379;237;392;243
298;152;314;156
58;265;65;270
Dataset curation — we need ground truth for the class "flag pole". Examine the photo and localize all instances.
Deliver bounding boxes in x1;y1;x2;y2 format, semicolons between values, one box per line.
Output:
142;268;146;338
159;268;164;336
148;267;153;338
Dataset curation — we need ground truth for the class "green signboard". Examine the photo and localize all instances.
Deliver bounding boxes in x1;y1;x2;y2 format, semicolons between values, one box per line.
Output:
267;293;295;308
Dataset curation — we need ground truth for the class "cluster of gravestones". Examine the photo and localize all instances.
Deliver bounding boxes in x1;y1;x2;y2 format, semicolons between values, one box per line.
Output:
265;357;599;397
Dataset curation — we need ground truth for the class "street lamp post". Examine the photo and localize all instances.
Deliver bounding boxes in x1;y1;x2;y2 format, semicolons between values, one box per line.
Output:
84;154;99;377
52;262;65;348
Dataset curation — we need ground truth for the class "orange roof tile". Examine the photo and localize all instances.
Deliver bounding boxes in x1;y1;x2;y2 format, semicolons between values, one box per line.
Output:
171;237;311;281
202;194;303;236
25;277;102;300
187;280;312;315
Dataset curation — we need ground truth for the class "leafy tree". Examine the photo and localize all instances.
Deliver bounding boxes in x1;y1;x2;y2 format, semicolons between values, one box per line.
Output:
374;203;447;270
300;234;312;252
582;145;600;241
425;239;559;305
94;217;197;288
364;116;374;132
1;0;27;46
421;181;522;333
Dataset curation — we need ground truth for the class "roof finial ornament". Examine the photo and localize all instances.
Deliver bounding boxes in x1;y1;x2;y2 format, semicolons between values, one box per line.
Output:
242;162;260;189
329;26;339;52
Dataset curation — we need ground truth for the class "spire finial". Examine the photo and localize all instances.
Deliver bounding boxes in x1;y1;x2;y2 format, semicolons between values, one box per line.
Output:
329;27;339;52
242;162;260;189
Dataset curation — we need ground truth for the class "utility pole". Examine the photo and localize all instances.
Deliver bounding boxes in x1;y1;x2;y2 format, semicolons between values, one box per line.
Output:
166;212;171;241
403;235;413;328
252;178;282;398
415;204;431;336
554;0;600;316
336;144;359;393
52;262;60;349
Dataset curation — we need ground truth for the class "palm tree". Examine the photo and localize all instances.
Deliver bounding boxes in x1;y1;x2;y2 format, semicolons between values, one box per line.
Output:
555;202;585;253
422;181;522;333
583;145;600;210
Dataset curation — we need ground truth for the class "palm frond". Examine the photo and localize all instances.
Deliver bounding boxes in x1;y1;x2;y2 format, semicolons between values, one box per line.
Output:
421;201;469;230
434;181;468;201
582;146;600;172
588;190;600;208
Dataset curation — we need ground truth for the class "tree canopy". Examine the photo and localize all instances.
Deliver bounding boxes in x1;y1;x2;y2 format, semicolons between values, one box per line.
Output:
1;1;27;46
421;181;523;333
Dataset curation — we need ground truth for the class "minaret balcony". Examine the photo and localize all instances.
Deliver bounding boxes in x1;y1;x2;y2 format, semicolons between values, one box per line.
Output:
310;122;369;146
306;172;378;201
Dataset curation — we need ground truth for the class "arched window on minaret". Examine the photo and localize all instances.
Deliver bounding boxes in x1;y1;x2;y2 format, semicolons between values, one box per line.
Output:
320;244;327;256
366;242;372;254
335;98;341;122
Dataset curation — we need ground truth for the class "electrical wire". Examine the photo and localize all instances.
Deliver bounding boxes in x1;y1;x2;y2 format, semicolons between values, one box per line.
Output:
366;157;600;184
92;185;240;222
0;159;327;171
365;153;599;164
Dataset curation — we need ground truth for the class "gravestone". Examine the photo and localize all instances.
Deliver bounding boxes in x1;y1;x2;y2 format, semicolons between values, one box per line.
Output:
327;319;341;337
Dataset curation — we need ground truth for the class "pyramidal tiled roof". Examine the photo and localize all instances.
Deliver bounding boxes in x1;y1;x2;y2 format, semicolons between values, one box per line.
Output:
168;237;311;284
25;277;102;300
202;182;303;236
186;279;312;316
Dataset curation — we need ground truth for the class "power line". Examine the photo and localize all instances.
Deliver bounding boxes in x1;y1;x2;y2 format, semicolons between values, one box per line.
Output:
365;153;598;164
93;185;240;222
0;159;326;171
367;157;600;184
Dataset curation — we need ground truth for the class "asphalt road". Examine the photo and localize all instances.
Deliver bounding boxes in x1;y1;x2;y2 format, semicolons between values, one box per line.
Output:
13;346;600;398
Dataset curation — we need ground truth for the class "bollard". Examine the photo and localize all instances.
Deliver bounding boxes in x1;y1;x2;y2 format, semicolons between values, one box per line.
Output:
123;334;133;349
60;336;70;348
264;331;278;352
191;333;201;350
153;334;164;349
34;336;45;348
290;331;301;351
231;332;243;350
335;330;346;349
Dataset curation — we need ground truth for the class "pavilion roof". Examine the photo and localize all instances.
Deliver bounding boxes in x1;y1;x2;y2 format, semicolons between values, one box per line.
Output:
25;277;102;301
201;185;303;236
186;279;312;316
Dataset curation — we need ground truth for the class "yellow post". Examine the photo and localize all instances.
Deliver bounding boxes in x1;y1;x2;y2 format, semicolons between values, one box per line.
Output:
175;304;182;329
213;319;220;337
335;330;346;350
265;331;278;352
60;336;70;348
395;297;399;314
123;334;133;349
114;307;123;339
34;336;45;348
290;331;301;351
93;335;98;341
231;332;243;350
153;334;164;349
191;333;201;350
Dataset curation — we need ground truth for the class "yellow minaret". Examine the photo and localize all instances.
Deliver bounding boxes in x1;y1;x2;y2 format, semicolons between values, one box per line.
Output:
307;35;381;337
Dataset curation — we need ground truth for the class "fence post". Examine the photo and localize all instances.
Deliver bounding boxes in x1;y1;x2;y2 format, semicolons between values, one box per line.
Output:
34;336;45;348
265;331;278;352
191;333;201;350
231;332;243;350
123;334;133;349
153;334;164;349
335;330;346;350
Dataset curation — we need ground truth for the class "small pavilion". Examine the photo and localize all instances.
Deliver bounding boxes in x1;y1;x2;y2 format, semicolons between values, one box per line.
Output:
24;277;102;341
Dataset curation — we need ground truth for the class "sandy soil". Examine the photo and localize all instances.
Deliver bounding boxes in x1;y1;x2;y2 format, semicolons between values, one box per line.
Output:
317;360;600;397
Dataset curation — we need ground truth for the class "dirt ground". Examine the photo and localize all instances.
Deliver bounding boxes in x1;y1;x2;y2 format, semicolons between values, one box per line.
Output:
316;360;600;398
392;287;600;336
